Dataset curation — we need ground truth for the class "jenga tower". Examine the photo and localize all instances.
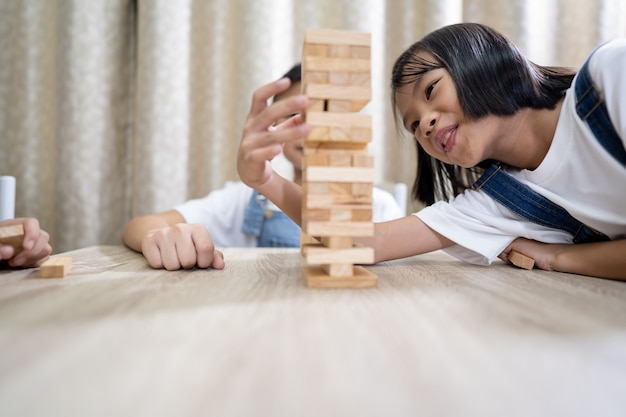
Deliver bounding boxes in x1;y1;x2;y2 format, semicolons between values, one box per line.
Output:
300;28;377;289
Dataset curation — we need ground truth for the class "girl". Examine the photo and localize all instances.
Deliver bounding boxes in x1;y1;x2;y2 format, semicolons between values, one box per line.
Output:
237;23;626;280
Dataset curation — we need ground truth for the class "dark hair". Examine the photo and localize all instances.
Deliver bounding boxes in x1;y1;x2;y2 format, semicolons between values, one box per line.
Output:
281;63;301;83
391;23;575;206
274;63;302;103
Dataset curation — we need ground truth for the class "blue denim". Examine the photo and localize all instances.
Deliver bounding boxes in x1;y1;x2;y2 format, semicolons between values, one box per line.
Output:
241;190;300;248
575;56;626;167
473;52;623;244
474;164;608;243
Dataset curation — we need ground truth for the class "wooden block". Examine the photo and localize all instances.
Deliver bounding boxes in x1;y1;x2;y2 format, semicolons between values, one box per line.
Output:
300;232;320;255
304;29;371;47
305;112;372;131
331;182;358;195
304;245;374;264
304;141;368;151
351;127;372;142
305;166;374;183
40;257;72;278
350;72;370;86
303;99;326;116
352;153;374;167
350;100;371;112
303;182;329;194
303;208;370;222
328;44;351;58
303;265;377;289
304;193;372;208
0;224;24;249
508;250;535;270
301;207;371;222
328;100;352;113
303;56;370;73
324;263;353;277
305;152;352;167
307;126;330;140
351;208;372;221
350;46;371;59
303;220;374;237
303;44;329;57
305;84;371;102
329;71;350;84
321;236;353;248
351;183;373;196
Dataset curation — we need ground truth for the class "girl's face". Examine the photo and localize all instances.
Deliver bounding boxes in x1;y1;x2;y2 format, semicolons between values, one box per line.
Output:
394;54;502;168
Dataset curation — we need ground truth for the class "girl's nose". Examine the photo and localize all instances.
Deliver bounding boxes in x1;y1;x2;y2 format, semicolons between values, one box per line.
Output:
423;117;436;137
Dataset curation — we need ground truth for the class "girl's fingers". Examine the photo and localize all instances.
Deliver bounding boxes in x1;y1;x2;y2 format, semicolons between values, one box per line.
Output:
246;93;309;134
248;78;291;117
241;123;309;155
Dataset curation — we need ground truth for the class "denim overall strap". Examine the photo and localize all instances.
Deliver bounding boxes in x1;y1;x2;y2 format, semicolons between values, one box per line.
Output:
474;164;609;243
575;56;626;167
241;190;266;238
241;190;300;248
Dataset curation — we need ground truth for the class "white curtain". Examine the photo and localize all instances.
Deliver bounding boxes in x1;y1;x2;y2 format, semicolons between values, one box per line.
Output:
1;0;624;253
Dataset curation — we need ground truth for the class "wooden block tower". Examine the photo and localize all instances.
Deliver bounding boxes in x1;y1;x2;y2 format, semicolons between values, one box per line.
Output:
300;28;377;289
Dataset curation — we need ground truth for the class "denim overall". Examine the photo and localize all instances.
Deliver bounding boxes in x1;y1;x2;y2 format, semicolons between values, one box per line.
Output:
473;53;625;243
241;190;300;247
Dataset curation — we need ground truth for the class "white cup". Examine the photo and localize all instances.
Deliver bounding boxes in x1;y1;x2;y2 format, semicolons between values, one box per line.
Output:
0;176;16;221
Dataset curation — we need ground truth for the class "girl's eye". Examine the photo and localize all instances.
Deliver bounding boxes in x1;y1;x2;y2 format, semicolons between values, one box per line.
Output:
426;81;438;99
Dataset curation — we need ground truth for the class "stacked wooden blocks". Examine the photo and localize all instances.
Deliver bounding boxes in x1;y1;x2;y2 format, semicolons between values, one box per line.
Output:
300;28;377;289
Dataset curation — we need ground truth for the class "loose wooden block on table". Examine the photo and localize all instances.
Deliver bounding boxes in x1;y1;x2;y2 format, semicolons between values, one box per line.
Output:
40;257;73;278
508;250;535;270
0;224;24;249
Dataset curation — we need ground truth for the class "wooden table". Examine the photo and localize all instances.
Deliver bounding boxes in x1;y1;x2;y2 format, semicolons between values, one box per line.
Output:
1;245;625;417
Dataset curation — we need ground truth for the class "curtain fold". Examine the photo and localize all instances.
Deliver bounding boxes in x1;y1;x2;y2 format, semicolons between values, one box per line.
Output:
1;0;624;253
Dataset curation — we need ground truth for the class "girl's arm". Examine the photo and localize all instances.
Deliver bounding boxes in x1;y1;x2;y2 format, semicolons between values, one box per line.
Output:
357;215;455;263
237;78;310;223
502;238;626;280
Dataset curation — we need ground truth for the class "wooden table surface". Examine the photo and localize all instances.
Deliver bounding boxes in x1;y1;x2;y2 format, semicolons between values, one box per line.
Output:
1;245;625;417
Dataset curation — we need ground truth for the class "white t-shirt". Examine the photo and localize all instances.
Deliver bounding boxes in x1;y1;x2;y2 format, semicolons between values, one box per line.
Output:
415;39;626;266
175;181;403;248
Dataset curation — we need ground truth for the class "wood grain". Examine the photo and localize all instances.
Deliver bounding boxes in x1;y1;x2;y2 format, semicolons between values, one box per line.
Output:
0;245;625;416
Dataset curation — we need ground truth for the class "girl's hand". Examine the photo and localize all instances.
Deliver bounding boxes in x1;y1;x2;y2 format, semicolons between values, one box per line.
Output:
0;218;52;268
141;223;225;270
500;237;556;271
237;78;310;189
501;237;626;280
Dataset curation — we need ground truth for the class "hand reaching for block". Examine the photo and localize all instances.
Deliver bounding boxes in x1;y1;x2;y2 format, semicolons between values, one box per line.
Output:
0;219;52;268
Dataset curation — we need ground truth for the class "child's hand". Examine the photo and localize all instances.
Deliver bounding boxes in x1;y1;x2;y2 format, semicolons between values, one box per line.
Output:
141;223;224;270
237;78;310;189
500;238;555;271
0;218;52;268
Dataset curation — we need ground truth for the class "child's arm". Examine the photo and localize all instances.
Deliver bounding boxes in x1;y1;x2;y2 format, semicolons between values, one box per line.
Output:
122;210;224;270
357;215;456;263
0;218;52;268
502;238;626;280
237;78;311;224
